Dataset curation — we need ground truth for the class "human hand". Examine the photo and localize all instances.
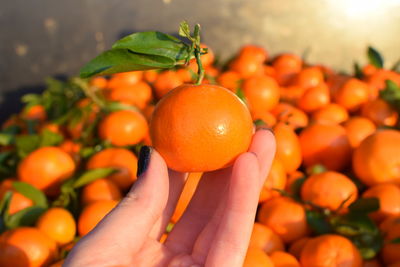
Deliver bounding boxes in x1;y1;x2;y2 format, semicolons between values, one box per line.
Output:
64;129;275;267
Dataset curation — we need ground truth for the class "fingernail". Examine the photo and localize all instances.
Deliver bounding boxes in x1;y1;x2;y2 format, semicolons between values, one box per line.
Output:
137;146;153;177
258;127;274;135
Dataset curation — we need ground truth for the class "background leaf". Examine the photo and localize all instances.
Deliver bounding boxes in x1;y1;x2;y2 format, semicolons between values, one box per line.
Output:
12;181;48;208
306;210;333;235
348;198;380;214
368;46;384;68
72;168;117;188
15;135;40;158
39;129;64;147
5;206;46;229
80;49;176;78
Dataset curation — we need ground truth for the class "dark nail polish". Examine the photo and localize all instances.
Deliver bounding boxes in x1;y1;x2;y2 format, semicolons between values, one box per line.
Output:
137;146;153;177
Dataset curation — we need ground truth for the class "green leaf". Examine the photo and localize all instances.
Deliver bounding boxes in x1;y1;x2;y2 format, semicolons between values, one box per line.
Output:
348;198;380;214
332;213;378;235
15;135;40;158
353;62;364;79
290;176;306;200
254;119;266;127
0;191;12;233
367;46;384;68
39;129;64;147
0;133;14;146
236;88;247;104
392;237;400;244
179;21;191;39
112;31;190;62
391;59;400;72
72;168;117;188
380;80;400;113
5;206;46;229
105;101;140;112
306;210;333;235
307;164;327;175
12;181;48;208
80;49;176;78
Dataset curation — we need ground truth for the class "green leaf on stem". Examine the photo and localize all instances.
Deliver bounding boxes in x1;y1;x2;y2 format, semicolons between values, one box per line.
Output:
5;206;46;229
348;198;380;214
12;181;48;208
112;31;190;62
72;168;117;188
353;62;364;79
39;129;64;147
306;210;333;235
380;80;400;113
80;49;176;78
179;21;191;39
392;237;400;244
392;59;400;72
15;135;40;158
367;46;384;68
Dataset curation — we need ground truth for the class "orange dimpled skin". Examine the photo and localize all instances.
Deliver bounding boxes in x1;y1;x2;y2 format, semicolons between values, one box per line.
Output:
300;234;362;267
301;171;358;211
361;99;398;127
36;207;76;246
243;248;274;267
98;110;148;147
334;78;369;111
274;122;302;173
0;227;57;267
81;178;122;205
312;103;349;125
299;123;351;171
18;147;75;196
150;84;253;172
258;197;308;243
259;158;287;202
86;148;138;191
0;179;34;215
353;130;400;186
343;117;376;149
270;251;301;267
78;200;118;236
249;223;285;254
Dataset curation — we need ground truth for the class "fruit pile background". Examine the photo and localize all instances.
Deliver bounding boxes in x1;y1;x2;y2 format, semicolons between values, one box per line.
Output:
1;44;400;266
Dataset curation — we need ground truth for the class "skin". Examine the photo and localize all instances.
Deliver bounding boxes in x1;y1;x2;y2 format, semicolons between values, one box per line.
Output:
64;130;276;267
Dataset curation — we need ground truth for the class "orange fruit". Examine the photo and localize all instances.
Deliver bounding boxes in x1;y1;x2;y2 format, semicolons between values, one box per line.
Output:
0;227;57;267
362;183;400;222
280;85;307;105
98;110;148;146
107;81;152;109
382;222;400;265
274;122;302;173
36;207;76;245
254;110;277;128
78;200;118;236
300;234;362;267
18;146;75;196
259;158;287;202
81;178;122;206
40;123;63;135
258;196;308;243
86;148;138;191
198;43;215;68
388;263;400;267
150;84;253;172
272;54;302;86
242;75;280;116
362;64;378;77
301;171;358;211
0;179;34;215
270;251;301;267
217;71;241;92
22;105;47;122
243;247;274;267
292;66;324;89
264;65;276;77
229;46;267;79
143;69;158;83
297;83;330;113
67;99;99;140
299;123;351;171
49;260;65;267
89;76;108;89
107;71;143;89
362;259;383;267
59;140;81;163
288;236;311;259
343;117;376;149
353;130;400;186
380;215;400;235
271;102;309;130
367;69;400;96
334;78;369;111
312;103;349;125
361;99;398;127
153;70;183;99
249;223;285;254
171;172;202;223
237;45;268;63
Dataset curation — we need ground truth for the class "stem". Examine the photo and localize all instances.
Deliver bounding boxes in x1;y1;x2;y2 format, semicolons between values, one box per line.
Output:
195;47;205;85
73;78;106;110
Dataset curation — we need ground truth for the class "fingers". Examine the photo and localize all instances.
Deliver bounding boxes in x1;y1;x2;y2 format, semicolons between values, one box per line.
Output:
81;148;170;252
248;129;276;186
205;152;260;267
164;167;231;254
148;170;187;240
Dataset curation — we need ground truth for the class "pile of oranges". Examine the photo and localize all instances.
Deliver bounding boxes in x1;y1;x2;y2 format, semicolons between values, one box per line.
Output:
0;44;400;267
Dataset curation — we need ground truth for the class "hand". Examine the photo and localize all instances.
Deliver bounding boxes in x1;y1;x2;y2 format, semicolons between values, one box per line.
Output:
64;129;275;267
